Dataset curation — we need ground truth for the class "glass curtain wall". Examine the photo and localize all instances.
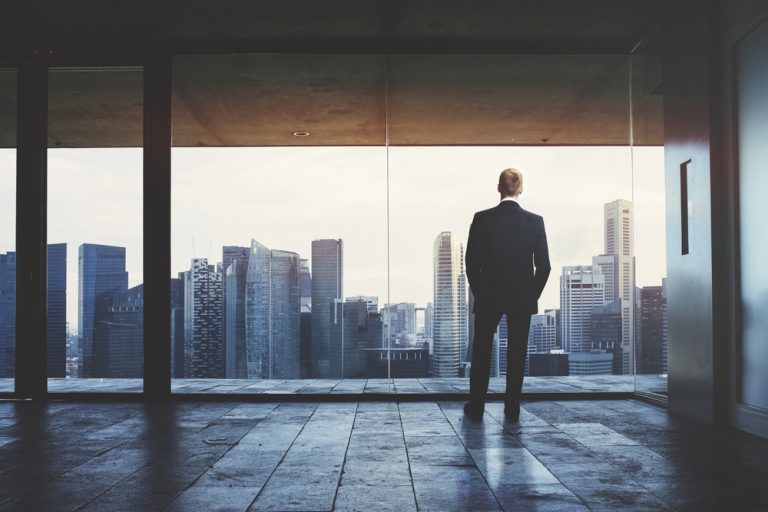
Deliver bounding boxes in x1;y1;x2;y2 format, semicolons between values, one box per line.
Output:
170;55;387;393
0;68;16;392
388;56;638;394
631;33;668;397
47;68;144;393
166;52;665;395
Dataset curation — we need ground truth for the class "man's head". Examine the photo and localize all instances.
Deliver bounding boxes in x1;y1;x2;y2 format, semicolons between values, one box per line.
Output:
498;168;523;199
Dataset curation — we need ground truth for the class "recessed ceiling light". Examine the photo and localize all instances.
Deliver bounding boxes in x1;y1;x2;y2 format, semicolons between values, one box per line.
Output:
292;131;310;137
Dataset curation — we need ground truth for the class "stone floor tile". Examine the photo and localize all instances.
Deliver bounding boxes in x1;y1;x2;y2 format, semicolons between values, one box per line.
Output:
165;485;260;512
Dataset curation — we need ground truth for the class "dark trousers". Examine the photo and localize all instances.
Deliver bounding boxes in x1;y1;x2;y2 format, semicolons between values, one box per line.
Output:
469;307;532;413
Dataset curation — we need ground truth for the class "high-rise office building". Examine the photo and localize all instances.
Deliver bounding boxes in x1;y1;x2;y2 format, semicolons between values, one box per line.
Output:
497;315;508;377
311;239;343;378
560;265;606;354
93;284;143;377
639;283;668;375
245;240;301;379
0;251;16;378
170;274;185;378
225;255;249;378
222;246;250;277
299;258;312;311
604;199;636;374
299;311;312;378
569;351;614;375
382;302;417;347
346;296;378;313
184;258;225;378
78;244;128;378
47;243;67;378
424;302;434;339
526;310;557;375
329;299;379;378
590;300;623;374
432;231;467;377
222;245;249;378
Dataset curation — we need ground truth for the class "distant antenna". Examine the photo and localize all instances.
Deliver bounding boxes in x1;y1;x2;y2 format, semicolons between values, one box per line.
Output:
192;236;196;259
208;241;213;260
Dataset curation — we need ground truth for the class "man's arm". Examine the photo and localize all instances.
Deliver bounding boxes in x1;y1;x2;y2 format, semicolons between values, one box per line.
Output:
465;212;485;297
533;216;551;298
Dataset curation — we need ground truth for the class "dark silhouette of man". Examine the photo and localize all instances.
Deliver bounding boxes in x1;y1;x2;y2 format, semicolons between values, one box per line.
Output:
464;168;551;422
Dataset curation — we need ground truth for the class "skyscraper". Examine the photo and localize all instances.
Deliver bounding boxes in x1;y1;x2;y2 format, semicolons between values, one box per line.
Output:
382;302;417;347
526;310;558;375
78;244;128;378
299;258;312;311
222;246;250;277
93;284;143;377
424;302;434;339
311;239;343;378
346;296;378;313
590;299;623;374
222;245;249;378
245;240;301;379
330;299;378;378
639;283;667;374
432;232;468;378
0;252;16;378
47;243;67;378
184;258;224;378
604;199;636;374
170;274;185;378
225;254;249;378
497;316;508;376
560;265;606;353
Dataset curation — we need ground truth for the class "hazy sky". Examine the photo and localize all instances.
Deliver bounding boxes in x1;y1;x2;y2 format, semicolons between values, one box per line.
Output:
0;146;665;331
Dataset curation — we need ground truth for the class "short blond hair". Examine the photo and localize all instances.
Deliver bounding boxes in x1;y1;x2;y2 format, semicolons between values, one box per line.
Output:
499;168;523;197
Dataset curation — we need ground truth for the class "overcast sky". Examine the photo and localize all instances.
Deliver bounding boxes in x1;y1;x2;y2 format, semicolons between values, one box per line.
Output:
0;146;665;331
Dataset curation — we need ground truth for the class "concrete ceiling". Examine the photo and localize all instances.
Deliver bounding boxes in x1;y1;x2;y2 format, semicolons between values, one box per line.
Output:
0;54;663;148
0;1;664;148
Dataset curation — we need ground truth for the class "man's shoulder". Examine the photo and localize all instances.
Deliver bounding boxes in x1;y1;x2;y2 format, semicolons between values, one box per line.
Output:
474;206;497;218
520;208;544;223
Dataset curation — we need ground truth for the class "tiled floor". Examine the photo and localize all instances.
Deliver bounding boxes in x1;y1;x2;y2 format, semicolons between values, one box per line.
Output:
0;399;765;511
0;375;668;395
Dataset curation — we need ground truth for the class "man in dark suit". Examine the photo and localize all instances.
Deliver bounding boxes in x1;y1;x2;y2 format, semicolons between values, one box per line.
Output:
464;168;551;422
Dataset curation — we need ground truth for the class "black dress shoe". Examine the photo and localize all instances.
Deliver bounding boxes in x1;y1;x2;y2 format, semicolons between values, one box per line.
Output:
464;402;484;420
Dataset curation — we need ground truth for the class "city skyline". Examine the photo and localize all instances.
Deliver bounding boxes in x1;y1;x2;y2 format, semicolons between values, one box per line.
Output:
0;145;666;332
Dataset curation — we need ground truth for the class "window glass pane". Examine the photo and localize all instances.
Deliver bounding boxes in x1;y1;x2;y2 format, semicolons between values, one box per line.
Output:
388;55;636;393
171;55;386;392
631;34;668;397
47;68;143;392
0;68;16;390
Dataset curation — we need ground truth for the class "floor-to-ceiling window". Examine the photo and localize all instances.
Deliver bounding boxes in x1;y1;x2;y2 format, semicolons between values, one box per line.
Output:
631;33;668;398
47;67;144;393
1;49;667;398
170;55;388;393
0;67;16;392
162;52;667;396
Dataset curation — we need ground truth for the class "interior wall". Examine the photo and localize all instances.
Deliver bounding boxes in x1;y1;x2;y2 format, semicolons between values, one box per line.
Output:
720;0;768;438
663;0;720;425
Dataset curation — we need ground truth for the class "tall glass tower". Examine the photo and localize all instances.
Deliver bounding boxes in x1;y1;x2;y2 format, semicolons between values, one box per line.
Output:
47;243;67;378
311;239;343;378
432;232;467;378
604;199;636;374
78;243;128;378
245;240;300;379
184;258;224;378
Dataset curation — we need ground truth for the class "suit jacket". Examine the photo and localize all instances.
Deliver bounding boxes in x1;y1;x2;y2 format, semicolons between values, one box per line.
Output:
466;200;551;314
